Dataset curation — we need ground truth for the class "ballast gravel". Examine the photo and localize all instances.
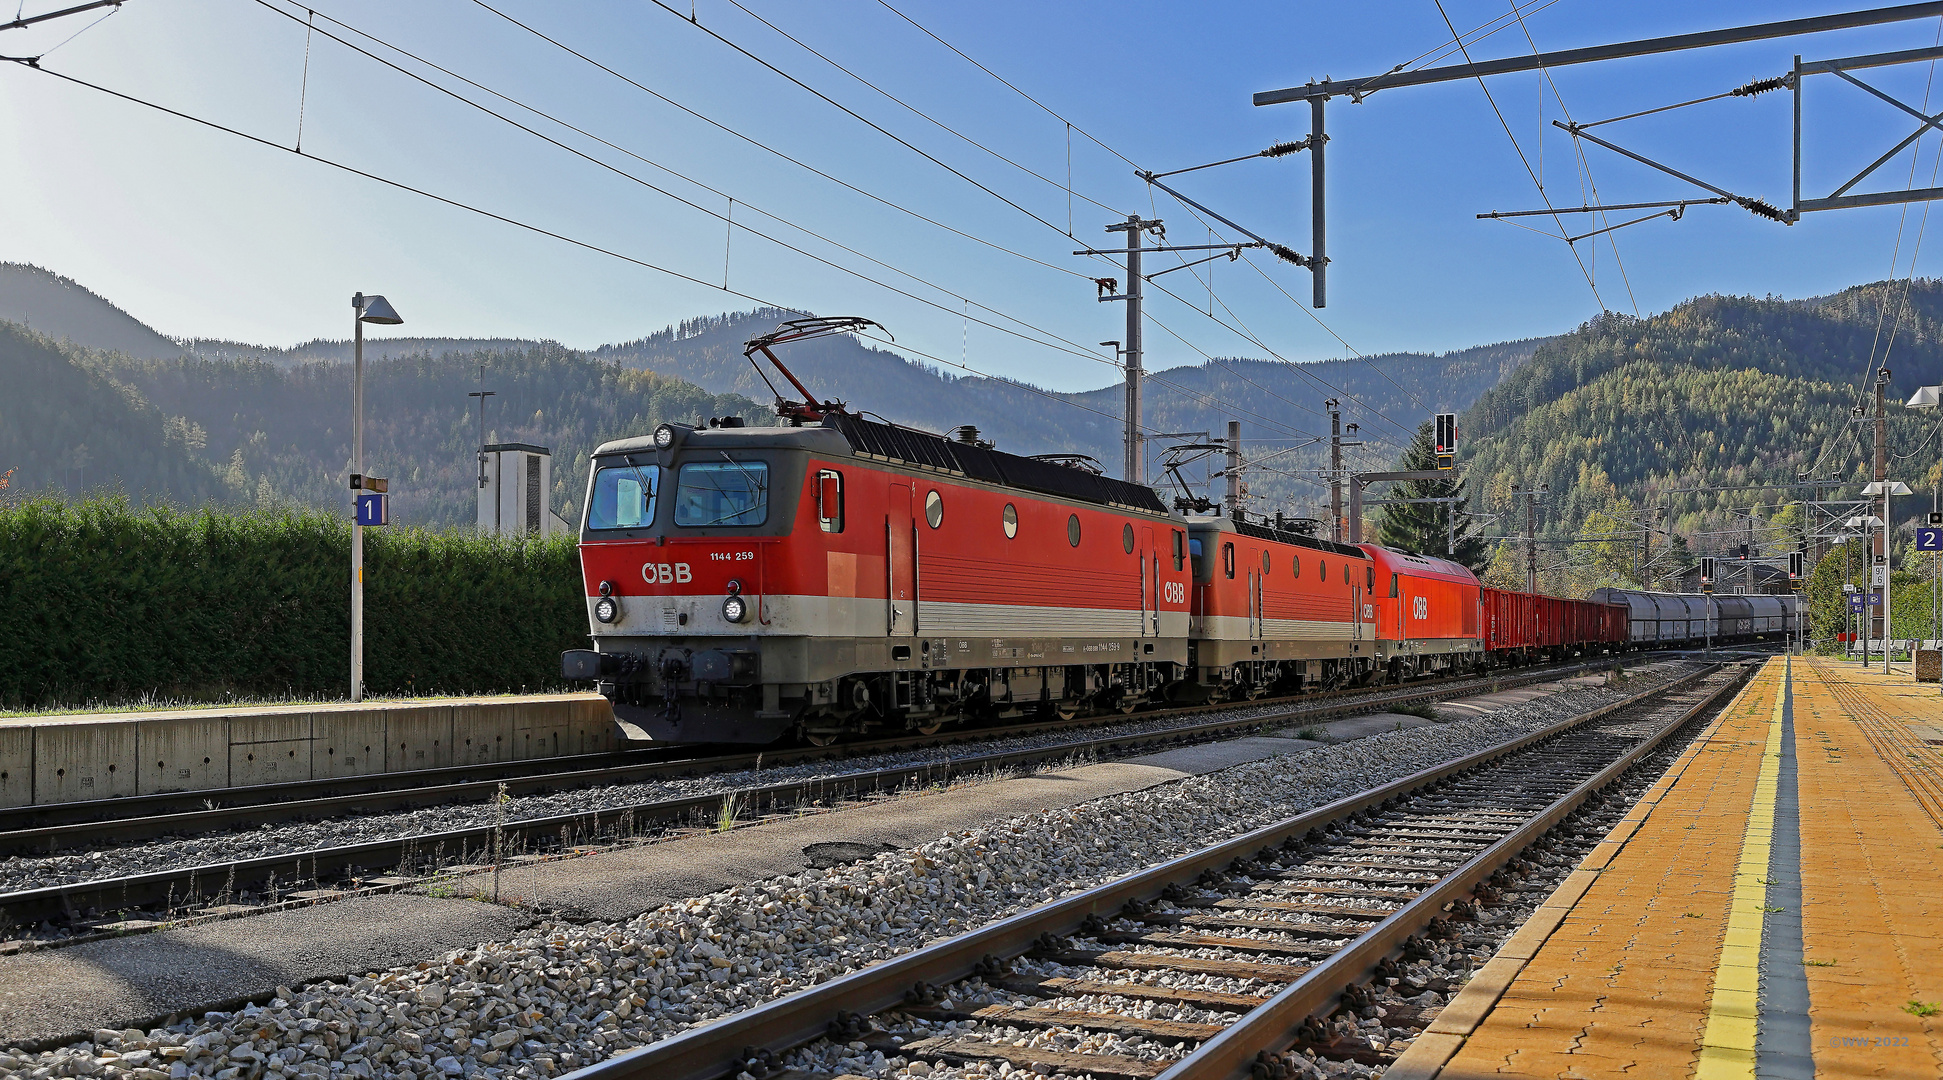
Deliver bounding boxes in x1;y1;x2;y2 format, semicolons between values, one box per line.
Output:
0;697;1363;896
0;665;1690;1080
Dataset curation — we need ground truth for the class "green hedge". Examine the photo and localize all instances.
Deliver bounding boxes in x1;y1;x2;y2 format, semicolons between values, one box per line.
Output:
0;497;588;708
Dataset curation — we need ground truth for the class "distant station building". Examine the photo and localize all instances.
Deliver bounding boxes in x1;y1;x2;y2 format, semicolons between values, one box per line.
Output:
478;442;571;537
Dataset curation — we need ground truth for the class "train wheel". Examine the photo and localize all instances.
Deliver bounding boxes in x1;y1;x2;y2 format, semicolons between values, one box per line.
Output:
914;720;943;736
804;732;840;747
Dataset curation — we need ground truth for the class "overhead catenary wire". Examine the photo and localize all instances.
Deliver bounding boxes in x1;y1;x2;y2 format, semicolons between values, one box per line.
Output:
466;0;1098;286
0;57;1176;445
460;0;1343;450
639;0;1110;242
251;0;1141;381
1804;14;1943;484
717;0;1125;218
690;0;1442;451
1504;0;1642;317
1431;0;1607;311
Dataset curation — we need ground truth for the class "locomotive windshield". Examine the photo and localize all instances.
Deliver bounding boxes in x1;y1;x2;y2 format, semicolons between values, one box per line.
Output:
587;462;660;529
675;458;770;527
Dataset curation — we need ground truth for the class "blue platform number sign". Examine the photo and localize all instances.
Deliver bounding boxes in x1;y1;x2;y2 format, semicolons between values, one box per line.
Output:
1918;527;1943;551
1848;592;1882;612
355;492;389;527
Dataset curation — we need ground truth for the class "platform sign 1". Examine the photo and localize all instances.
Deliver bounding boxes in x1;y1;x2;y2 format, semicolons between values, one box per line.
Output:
1848;592;1882;612
355;492;389;527
1918;527;1943;551
1434;413;1456;470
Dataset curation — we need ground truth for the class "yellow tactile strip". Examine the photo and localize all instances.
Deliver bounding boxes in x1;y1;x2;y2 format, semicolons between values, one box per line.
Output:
1792;661;1943;1079
1805;658;1943;832
1693;663;1785;1079
1390;661;1782;1079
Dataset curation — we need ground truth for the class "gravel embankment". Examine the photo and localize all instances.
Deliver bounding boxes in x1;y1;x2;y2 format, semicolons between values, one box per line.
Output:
0;665;1689;1080
0;699;1333;896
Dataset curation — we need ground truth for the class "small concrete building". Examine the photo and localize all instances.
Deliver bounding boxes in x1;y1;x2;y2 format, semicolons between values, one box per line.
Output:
478;442;572;536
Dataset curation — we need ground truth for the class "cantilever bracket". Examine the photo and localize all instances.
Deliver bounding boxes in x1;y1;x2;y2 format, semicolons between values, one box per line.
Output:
1554;121;1790;223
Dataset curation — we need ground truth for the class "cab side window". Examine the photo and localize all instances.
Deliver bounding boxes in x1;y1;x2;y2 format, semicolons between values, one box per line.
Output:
815;469;844;533
1173;530;1186;571
1391;573;1399;598
1223;542;1236;580
1190;537;1208;581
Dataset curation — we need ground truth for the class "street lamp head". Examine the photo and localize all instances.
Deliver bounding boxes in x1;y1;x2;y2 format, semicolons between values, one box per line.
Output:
356;294;404;325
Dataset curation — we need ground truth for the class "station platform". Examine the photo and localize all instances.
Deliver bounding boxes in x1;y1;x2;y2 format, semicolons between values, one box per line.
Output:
0;693;616;807
1392;656;1943;1079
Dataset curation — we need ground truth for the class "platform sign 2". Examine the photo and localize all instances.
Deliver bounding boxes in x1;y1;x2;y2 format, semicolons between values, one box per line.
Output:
1434;413;1456;470
354;492;389;527
1918;527;1943;551
1848;592;1882;612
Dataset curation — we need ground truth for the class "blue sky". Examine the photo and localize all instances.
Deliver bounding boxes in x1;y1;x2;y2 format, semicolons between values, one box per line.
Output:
6;0;1943;395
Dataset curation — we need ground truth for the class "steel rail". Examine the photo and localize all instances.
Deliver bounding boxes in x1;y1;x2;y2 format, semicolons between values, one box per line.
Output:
0;656;1663;927
1159;668;1750;1080
555;662;1740;1080
0;656;1650;854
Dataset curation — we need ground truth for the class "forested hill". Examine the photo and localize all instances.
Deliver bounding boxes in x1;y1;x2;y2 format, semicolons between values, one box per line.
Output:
1457;280;1943;593
0;326;768;527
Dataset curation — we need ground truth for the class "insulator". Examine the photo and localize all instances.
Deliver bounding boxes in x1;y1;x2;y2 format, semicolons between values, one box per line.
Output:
1740;198;1788;222
1269;243;1316;267
1262;139;1309;158
1731;74;1791;98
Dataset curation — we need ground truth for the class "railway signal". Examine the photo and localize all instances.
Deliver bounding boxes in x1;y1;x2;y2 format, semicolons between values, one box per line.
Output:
1434;413;1457;471
1699;556;1716;594
1789;550;1804;590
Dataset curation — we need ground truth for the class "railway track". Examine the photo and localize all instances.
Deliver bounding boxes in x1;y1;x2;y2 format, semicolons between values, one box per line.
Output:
556;661;1753;1080
0;654;1674;854
0;653;1710;939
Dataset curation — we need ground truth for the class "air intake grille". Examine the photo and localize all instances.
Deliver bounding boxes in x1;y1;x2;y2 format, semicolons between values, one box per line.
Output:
525;454;542;534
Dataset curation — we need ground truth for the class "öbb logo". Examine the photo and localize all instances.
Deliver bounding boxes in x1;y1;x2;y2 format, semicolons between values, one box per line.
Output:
1412;596;1429;620
643;562;693;584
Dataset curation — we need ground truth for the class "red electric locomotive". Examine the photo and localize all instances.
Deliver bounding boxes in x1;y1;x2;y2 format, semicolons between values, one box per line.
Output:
1359;546;1485;678
1183;515;1378;695
562;318;1194;744
562;315;1653;745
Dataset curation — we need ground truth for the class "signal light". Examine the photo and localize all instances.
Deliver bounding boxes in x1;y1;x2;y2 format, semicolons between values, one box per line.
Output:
722;594;749;624
593;596;620;624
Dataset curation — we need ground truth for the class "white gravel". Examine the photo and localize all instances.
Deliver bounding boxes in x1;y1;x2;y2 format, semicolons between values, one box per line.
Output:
0;664;1693;1080
0;697;1359;897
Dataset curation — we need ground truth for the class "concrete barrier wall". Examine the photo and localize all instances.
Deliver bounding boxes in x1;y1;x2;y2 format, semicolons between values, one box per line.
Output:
0;693;617;806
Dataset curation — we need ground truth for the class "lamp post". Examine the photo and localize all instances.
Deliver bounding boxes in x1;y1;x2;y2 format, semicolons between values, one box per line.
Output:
350;292;403;702
1859;481;1913;674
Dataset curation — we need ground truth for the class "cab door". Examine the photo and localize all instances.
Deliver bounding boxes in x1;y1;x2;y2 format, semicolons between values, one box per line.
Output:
887;483;915;636
1141;527;1159;637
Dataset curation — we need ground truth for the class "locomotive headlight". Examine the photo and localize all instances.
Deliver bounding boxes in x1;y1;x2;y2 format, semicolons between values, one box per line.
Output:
653;424;677;449
593;595;621;624
725;578;744;596
722;594;749;624
598;579;615;597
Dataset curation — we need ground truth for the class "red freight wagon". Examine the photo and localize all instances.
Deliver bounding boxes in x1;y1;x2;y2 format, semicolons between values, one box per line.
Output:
1482;587;1627;661
1359;545;1484;678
